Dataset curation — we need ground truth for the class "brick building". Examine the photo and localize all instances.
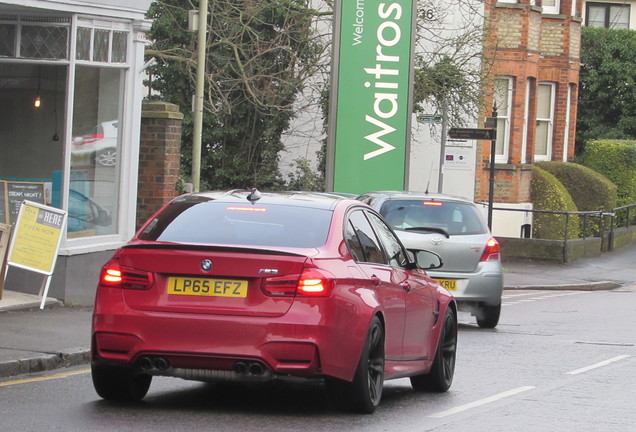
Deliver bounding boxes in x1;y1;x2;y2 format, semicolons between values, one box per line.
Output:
476;0;582;236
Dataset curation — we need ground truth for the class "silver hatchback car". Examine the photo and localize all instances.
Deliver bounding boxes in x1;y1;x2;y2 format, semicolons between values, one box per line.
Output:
358;191;503;328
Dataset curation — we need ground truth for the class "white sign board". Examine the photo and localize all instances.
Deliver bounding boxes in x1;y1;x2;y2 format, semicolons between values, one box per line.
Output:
7;201;67;308
444;146;475;171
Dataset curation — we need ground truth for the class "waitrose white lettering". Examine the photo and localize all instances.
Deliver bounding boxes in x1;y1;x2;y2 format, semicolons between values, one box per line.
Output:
352;0;365;46
363;1;403;160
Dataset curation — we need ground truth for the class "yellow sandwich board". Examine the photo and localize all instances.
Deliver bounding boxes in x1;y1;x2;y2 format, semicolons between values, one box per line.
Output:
7;201;67;309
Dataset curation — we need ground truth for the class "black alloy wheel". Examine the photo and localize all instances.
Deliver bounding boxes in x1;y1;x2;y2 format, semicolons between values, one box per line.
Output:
411;307;457;392
327;316;385;414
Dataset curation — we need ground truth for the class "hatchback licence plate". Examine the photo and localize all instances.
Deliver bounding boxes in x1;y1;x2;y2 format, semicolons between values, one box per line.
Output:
435;278;457;290
167;277;248;298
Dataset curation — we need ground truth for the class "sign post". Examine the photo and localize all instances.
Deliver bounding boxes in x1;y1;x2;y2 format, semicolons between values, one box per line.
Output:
448;128;497;141
447;124;497;228
7;201;67;309
487;107;498;229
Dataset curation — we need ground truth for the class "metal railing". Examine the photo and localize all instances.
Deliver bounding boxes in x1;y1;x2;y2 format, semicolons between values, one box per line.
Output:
612;203;636;230
488;203;636;242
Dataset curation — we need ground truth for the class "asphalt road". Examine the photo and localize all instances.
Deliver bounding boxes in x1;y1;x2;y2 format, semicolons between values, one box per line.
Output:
1;286;635;431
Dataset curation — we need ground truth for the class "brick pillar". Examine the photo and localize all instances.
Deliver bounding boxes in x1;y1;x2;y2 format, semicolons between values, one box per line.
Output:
137;101;184;229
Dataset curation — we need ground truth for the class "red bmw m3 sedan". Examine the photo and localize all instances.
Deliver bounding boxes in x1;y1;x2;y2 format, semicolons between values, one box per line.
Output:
91;190;457;413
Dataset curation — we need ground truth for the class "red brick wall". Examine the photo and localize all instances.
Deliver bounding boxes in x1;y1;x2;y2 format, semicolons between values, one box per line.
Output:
137;101;184;229
476;1;581;203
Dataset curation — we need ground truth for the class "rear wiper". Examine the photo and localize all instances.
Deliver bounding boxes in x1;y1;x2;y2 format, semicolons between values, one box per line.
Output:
402;226;450;238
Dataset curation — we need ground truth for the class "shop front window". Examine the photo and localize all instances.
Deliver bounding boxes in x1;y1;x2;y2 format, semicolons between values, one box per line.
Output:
0;63;66;225
69;66;123;237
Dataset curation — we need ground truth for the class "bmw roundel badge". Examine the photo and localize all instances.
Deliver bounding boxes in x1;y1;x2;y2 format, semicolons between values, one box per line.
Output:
201;259;213;271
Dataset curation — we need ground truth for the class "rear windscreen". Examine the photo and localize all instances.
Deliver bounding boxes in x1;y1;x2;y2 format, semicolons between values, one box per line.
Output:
380;199;488;235
138;197;332;248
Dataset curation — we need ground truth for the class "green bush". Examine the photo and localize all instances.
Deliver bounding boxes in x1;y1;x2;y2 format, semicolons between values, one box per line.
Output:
536;161;616;236
530;167;580;240
579;140;636;207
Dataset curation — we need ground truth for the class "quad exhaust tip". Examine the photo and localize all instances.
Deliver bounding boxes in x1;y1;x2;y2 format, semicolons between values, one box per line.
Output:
138;356;170;371
138;356;267;377
234;361;266;376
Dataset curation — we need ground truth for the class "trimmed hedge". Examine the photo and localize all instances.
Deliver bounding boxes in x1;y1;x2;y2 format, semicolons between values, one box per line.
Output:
579;140;636;207
536;161;617;235
531;167;580;239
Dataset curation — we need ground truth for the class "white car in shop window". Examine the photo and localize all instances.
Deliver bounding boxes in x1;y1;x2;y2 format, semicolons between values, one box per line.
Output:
72;120;118;167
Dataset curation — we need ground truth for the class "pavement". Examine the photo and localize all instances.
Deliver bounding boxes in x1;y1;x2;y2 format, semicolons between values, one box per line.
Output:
1;243;634;380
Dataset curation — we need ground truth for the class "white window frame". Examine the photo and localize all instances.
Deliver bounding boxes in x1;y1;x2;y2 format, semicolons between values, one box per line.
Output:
534;82;556;162
543;0;561;15
494;76;513;164
61;14;137;253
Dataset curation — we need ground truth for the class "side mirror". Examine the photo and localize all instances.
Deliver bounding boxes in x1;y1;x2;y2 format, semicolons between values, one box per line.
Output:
412;249;443;270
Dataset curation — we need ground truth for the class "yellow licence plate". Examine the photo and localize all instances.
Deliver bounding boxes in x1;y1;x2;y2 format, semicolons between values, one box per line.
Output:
435;279;457;291
167;277;248;298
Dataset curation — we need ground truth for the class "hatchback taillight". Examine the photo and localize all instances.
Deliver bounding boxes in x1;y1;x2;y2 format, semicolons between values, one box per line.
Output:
99;261;153;290
480;237;501;262
263;268;335;297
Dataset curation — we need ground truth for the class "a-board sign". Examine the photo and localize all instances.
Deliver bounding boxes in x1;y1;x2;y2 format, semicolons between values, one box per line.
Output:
1;181;46;225
7;201;66;275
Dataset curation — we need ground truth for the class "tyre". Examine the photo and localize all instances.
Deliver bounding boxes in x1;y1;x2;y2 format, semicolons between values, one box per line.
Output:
326;316;385;413
476;302;501;329
410;307;457;392
91;362;152;401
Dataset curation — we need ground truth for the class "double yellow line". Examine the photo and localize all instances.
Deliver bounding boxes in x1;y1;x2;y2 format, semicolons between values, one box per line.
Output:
0;368;90;387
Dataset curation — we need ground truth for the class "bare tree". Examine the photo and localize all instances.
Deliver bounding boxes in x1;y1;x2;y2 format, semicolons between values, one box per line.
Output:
414;0;491;126
146;0;332;189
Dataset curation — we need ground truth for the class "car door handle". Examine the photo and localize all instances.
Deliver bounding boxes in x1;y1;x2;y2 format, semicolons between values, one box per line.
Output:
370;275;381;286
400;281;411;292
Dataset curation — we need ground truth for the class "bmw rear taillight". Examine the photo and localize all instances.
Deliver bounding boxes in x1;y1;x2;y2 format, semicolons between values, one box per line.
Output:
99;261;153;290
263;268;335;297
262;274;298;296
480;237;501;262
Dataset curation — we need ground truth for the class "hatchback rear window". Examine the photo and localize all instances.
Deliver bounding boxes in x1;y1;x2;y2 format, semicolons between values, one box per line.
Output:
380;199;488;235
138;196;332;248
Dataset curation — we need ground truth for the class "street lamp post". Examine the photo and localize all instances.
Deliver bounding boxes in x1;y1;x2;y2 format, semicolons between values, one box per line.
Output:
487;105;498;230
192;0;208;193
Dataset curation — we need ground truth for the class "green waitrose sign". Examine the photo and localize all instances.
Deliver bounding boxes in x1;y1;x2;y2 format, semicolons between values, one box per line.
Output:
327;0;415;193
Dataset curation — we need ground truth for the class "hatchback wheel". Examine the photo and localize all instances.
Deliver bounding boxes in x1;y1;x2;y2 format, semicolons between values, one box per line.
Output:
411;307;457;392
94;148;117;167
327;316;385;413
92;362;152;401
476;302;501;329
